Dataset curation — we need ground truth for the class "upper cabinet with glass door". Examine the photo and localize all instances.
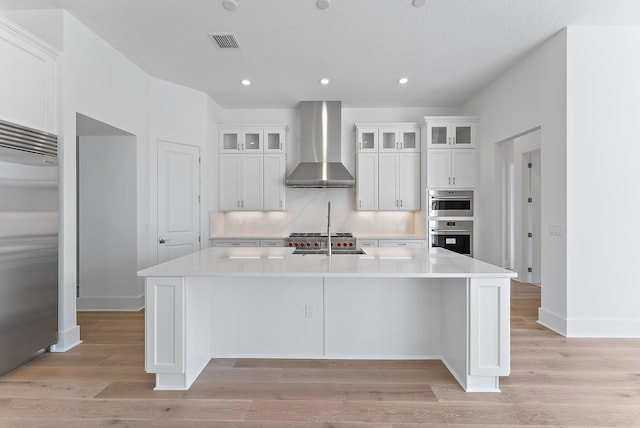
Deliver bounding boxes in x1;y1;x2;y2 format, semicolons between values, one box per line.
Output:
379;126;420;153
219;128;263;153
219;126;287;154
355;126;378;152
424;117;477;149
263;127;286;153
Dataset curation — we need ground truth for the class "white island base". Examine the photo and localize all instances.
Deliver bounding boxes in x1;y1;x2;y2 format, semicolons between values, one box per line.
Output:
139;247;515;392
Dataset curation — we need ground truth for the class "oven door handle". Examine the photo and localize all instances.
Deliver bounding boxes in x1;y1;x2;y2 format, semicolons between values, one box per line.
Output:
430;230;472;235
430;196;472;200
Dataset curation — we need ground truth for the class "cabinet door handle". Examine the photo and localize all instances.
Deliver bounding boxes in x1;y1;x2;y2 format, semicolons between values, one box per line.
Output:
448;177;451;185
359;142;362;150
453;177;456;185
359;200;362;208
396;200;399;207
400;200;403;207
279;200;283;208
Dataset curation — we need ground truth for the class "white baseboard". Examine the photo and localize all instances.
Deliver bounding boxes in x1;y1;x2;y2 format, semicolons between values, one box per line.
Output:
77;294;144;311
537;307;567;336
50;325;82;352
566;318;640;338
539;307;640;338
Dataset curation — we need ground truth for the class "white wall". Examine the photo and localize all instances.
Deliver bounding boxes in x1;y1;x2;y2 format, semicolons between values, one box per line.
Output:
462;30;569;334
78;135;138;310
209;106;458;237
565;27;640;337
149;77;210;262
465;26;640;337
51;12;152;350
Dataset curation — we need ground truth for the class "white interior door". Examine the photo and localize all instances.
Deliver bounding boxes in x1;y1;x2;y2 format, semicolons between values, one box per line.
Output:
157;140;201;264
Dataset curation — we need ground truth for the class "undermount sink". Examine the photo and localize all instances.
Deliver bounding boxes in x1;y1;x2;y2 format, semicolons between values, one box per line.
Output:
293;248;366;255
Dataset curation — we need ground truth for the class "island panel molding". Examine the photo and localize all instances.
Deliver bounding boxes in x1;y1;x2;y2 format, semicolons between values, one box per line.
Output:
139;247;515;392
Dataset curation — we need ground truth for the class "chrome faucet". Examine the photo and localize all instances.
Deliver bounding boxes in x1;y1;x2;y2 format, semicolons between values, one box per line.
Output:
327;201;331;257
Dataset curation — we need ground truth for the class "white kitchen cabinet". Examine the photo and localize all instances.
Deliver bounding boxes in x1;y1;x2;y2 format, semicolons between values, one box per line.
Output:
357;239;378;248
219;153;263;211
379;152;420;211
0;18;58;133
260;239;285;247
379;126;420;153
218;125;287;211
219;128;263;153
210;239;261;247
264;128;286;153
378;239;427;248
354;123;421;212
263;154;286;211
427;148;476;189
355;126;378;153
425;118;477;149
356;153;378;211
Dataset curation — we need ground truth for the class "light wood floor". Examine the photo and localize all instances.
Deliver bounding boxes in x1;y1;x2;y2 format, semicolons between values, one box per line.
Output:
1;281;639;427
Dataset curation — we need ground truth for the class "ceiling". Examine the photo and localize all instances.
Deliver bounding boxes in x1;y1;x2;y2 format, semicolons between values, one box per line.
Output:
1;0;640;108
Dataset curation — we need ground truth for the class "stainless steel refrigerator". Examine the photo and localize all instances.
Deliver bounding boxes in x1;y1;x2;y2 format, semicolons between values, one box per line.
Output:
0;119;58;376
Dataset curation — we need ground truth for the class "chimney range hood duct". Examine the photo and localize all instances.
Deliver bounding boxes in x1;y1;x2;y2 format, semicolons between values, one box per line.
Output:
286;101;355;188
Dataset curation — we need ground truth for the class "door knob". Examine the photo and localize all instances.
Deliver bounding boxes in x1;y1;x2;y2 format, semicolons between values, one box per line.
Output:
159;237;168;244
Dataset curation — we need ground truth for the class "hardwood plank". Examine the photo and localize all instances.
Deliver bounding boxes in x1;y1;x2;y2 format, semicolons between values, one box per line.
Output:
185;381;437;402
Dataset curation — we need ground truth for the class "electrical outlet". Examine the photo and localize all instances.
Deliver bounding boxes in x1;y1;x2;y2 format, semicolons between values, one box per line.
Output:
549;225;563;237
305;304;314;318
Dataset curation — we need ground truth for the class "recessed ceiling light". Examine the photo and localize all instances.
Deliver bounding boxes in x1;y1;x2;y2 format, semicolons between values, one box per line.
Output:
320;78;330;85
412;0;426;7
398;77;409;84
241;79;251;86
316;0;331;10
222;0;238;11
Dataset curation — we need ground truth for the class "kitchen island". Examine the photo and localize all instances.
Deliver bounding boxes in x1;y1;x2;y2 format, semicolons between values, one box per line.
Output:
138;247;516;392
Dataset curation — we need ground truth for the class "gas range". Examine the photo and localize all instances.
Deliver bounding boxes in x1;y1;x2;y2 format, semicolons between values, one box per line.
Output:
285;232;357;251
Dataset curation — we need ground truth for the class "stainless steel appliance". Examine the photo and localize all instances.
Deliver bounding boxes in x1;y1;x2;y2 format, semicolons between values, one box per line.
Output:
429;220;473;256
428;190;473;217
285;232;364;255
0;119;58;376
286;101;355;188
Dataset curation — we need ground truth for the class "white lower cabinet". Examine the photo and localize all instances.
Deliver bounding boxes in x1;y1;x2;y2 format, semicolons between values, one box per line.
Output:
378;152;420;211
210;239;261;247
260;239;285;247
378;239;427;248
357;239;378;248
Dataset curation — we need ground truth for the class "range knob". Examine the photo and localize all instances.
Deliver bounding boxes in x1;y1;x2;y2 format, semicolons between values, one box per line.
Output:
306;242;311;247
337;242;342;247
314;242;319;247
288;242;293;247
349;242;354;247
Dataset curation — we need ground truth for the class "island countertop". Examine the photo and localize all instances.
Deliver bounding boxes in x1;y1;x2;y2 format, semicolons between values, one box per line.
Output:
138;247;516;279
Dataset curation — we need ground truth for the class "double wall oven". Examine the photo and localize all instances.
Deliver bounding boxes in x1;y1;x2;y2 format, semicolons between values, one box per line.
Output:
428;190;473;257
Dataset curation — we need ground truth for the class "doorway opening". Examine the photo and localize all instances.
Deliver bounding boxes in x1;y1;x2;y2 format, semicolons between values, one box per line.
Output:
76;113;140;311
497;128;541;285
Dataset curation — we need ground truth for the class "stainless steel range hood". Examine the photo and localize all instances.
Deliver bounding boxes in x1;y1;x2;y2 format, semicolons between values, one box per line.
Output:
286;101;355;188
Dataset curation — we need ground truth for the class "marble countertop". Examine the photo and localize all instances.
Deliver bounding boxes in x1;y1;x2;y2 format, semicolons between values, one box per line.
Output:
138;247;516;279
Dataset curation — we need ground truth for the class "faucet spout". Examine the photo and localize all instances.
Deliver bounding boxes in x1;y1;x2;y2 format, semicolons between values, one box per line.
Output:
327;201;331;257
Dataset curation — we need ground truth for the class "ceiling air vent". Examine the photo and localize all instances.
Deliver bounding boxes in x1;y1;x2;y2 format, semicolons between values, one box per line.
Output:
208;32;240;49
